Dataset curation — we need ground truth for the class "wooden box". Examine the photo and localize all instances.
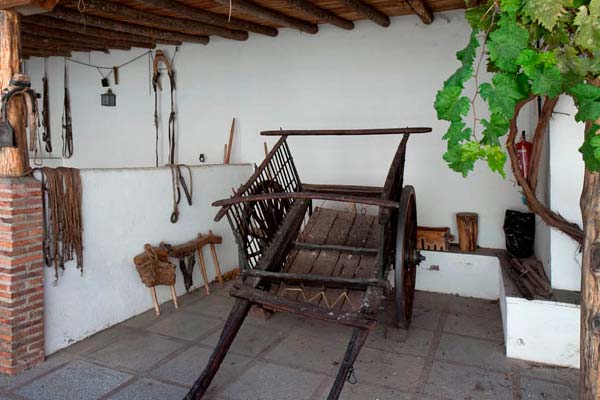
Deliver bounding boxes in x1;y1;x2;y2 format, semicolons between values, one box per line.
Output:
417;226;453;251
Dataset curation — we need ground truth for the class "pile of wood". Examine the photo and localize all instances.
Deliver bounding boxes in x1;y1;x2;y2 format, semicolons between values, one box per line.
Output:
499;252;552;300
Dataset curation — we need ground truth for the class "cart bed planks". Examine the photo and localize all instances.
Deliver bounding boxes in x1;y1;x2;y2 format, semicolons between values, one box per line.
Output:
185;127;429;400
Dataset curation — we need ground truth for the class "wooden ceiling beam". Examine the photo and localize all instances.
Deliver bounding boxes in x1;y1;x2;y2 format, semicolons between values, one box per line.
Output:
23;47;71;58
1;0;58;14
25;14;179;45
46;7;209;45
338;0;390;27
134;0;278;37
61;0;248;41
22;33;127;52
404;0;433;24
282;0;354;30
22;41;101;54
211;0;318;34
21;22;155;49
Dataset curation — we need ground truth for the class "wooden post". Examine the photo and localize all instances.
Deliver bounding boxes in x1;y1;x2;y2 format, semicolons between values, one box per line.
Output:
0;10;28;175
580;78;600;400
456;212;478;252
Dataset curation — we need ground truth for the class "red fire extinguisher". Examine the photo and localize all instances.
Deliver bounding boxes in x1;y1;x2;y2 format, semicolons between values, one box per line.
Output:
515;130;532;180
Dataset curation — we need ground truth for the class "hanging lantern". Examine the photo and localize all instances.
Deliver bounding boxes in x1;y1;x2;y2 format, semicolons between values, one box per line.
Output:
101;89;116;107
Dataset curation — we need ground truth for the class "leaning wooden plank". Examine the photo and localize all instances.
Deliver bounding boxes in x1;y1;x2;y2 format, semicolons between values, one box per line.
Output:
242;270;388;290
185;298;252;400
331;214;375;311
231;284;376;330
260;127;432;136
283;208;337;300
212;192;400;211
302;183;383;198
293;242;378;254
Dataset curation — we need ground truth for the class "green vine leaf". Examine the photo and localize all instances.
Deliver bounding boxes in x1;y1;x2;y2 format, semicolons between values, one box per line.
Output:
434;86;470;121
521;0;567;31
480;73;526;119
516;49;563;97
481;113;510;146
574;3;600;52
487;15;530;72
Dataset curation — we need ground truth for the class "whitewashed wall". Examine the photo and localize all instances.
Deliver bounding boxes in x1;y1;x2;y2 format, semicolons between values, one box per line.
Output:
548;96;584;291
42;164;252;355
25;10;527;250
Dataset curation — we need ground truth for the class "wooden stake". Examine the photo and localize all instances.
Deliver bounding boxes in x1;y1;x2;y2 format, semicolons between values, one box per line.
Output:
150;286;160;316
225;118;235;164
223;144;228;164
263;142;269;157
456;212;478;252
197;240;211;295
170;285;179;308
208;230;224;287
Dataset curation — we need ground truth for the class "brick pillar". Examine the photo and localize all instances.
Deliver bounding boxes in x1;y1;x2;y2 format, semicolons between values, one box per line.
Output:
0;177;44;375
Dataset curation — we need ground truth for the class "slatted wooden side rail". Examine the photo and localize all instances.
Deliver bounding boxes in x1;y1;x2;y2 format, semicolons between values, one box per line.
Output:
215;136;302;270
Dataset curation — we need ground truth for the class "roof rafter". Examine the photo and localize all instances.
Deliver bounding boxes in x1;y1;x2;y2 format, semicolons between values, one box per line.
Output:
337;0;390;27
404;0;433;24
281;0;354;30
46;7;209;45
61;0;247;41
25;14;180;45
133;0;278;37
23;47;71;58
21;22;155;49
211;0;319;34
22;33;111;52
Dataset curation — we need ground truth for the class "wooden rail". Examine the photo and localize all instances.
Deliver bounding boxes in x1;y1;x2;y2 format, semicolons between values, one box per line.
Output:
260;127;432;136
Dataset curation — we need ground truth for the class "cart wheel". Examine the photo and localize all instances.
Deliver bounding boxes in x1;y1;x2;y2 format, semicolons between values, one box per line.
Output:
395;186;423;329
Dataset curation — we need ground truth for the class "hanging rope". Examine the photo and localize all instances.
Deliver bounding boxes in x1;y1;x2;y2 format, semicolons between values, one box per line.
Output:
62;60;73;159
38;167;83;280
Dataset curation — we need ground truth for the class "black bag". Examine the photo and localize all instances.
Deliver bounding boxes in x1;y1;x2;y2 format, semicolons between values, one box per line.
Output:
503;210;535;258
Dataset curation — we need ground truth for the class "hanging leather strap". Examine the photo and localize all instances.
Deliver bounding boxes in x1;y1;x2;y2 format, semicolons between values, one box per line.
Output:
0;74;40;158
42;60;52;153
62;60;73;159
153;50;176;167
167;163;192;223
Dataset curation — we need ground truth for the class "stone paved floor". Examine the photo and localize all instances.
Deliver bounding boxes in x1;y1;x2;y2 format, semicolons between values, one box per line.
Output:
0;281;579;400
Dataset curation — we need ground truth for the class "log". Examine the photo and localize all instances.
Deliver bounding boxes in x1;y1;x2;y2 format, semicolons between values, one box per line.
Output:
281;0;354;30
0;10;28;175
61;0;248;41
404;0;433;24
22;35;110;52
1;0;59;14
337;0;390;27
47;7;209;45
21;23;154;49
580;78;600;400
25;14;181;45
136;0;278;37
22;47;71;57
260;127;432;136
456;212;478;252
211;0;318;34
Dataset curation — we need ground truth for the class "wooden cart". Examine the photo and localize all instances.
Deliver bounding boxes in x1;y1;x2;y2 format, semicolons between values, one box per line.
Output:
185;127;431;400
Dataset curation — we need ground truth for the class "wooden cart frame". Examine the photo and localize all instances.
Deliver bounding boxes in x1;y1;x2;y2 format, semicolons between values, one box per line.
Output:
185;127;430;400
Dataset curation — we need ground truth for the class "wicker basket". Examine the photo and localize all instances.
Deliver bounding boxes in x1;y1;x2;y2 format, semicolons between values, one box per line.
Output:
136;244;176;287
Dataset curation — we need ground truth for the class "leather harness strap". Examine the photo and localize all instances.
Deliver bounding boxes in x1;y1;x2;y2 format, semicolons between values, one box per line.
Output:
0;73;40;162
42;60;52;154
167;163;192;223
62;61;73;159
153;50;176;167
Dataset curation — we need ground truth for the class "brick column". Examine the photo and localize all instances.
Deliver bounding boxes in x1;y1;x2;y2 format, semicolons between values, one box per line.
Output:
0;177;44;375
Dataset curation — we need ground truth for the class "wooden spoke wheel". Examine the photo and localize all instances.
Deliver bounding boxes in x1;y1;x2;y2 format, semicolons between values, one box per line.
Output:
395;186;423;329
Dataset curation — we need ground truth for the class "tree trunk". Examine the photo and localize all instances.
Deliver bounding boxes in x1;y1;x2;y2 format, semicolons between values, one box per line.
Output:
580;78;600;399
0;10;28;175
